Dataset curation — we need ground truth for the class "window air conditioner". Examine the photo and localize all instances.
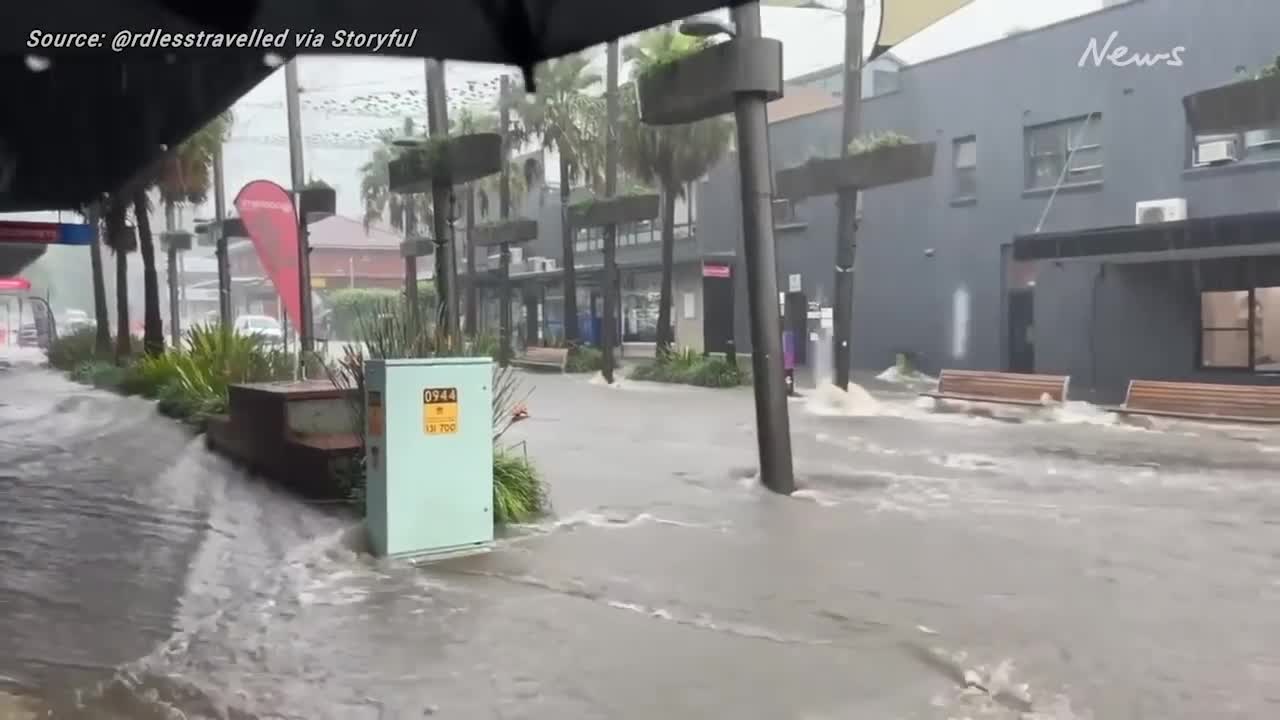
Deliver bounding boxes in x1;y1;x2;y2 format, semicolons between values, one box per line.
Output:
1195;138;1237;166
1135;198;1188;225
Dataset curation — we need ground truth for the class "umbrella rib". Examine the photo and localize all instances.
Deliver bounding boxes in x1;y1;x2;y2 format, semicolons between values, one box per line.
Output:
474;0;542;91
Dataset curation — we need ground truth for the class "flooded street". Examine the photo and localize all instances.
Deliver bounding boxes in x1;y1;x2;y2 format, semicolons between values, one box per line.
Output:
2;353;1279;718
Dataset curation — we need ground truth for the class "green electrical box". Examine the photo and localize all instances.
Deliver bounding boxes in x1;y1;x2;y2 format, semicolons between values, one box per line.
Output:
363;357;494;562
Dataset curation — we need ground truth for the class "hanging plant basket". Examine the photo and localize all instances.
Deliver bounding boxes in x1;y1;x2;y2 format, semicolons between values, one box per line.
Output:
775;141;937;200
1183;74;1280;134
567;193;660;228
160;230;193;252
400;237;435;258
471;218;538;248
637;37;783;126
388;133;502;193
298;185;336;222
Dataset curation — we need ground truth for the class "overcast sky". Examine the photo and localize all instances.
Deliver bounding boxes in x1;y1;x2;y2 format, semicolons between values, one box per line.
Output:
6;0;1105;228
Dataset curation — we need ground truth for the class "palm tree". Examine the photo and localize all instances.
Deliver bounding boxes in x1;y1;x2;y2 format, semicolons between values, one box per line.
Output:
148;110;234;350
102;196;132;361
82;202;112;355
516;55;604;344
358;118;433;233
621;28;734;354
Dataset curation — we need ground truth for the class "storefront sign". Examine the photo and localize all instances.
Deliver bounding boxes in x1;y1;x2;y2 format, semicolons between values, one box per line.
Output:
0;277;32;291
423;386;459;435
702;264;731;278
0;221;93;245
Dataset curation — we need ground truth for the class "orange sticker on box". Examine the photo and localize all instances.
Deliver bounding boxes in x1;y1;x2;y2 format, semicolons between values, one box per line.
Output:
423;387;459;435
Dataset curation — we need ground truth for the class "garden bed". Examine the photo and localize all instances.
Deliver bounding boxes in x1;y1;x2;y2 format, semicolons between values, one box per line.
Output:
628;349;750;388
636;37;783;126
775;137;937;199
567;193;660;228
388;133;502;192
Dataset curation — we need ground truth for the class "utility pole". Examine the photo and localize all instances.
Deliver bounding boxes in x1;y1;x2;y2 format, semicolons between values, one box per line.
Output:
731;2;795;494
464;184;477;334
401;119;421;326
284;59;315;355
426;59;459;340
497;74;514;366
601;40;620;384
832;0;865;390
213;142;232;329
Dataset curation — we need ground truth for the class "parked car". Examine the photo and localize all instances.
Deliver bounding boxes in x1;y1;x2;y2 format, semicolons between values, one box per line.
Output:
233;314;284;345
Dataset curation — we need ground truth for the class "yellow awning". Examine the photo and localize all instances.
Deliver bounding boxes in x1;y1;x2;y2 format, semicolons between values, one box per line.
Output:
762;0;973;60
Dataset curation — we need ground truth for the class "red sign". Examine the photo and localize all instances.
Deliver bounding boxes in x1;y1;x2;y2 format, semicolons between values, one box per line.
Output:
234;180;301;327
0;277;31;291
702;264;731;278
0;222;58;244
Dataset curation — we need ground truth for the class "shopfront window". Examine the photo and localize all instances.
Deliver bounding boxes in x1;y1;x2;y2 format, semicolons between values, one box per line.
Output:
622;271;662;342
1199;287;1280;371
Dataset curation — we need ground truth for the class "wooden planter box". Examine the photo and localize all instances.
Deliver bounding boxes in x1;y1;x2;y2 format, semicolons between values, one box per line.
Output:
471;218;538;248
637;38;783;126
567;193;660;228
1184;74;1280;133
299;186;336;222
775;142;937;200
388;133;502;193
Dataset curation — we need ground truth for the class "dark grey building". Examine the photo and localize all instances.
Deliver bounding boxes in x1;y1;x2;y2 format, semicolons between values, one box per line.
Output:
700;0;1280;401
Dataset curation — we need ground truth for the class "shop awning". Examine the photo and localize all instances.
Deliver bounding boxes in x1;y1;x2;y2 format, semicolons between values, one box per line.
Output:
1012;211;1280;264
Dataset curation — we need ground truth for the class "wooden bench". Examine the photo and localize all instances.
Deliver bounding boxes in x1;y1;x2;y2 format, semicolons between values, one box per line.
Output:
511;346;569;372
920;369;1070;406
1107;379;1280;424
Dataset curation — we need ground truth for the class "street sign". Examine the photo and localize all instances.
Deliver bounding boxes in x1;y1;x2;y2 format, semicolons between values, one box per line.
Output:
0;221;93;245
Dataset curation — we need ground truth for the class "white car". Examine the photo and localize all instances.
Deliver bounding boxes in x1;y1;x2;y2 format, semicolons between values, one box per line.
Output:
233;315;284;344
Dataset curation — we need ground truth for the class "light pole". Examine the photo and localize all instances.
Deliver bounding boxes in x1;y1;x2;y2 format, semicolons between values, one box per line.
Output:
426;59;460;341
680;7;796;495
601;40;620;384
284;59;315;356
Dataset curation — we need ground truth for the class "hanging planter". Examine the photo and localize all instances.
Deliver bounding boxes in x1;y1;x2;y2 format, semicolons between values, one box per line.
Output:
298;185;336;222
388;133;502;193
636;37;783;126
160;230;193;252
775;134;936;200
567;193;660;228
471;218;539;248
400;235;435;258
1183;73;1280;134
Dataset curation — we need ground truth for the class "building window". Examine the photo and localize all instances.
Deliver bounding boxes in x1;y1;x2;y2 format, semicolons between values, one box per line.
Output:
953;136;977;199
1200;287;1280;372
1191;127;1280;167
1024;114;1103;190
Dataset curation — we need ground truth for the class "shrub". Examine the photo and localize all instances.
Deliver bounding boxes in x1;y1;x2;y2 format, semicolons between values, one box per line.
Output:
848;130;913;155
71;360;127;389
326;297;546;522
565;345;603;373
47;328;105;371
493;451;547;524
629;347;750;388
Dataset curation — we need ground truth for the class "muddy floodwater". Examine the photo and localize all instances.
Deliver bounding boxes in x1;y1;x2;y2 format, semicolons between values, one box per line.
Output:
1;352;1278;718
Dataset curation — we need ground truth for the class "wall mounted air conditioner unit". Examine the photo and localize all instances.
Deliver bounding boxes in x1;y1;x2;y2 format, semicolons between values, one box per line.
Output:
1135;198;1188;225
1195;138;1237;166
510;247;523;264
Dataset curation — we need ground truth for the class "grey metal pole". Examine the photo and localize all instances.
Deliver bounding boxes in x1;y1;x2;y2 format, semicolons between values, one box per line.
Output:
464;184;478;334
497;74;513;366
426;59;459;340
601;40;620;384
400;117;420;324
731;2;795;495
213;143;232;329
165;203;180;347
832;0;865;390
284;59;315;354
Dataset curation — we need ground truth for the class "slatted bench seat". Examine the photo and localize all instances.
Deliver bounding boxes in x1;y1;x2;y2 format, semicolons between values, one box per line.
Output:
1107;379;1280;424
920;369;1070;406
511;346;569;372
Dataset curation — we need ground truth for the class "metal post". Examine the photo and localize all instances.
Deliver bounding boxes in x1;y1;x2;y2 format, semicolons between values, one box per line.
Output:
464;184;478;334
832;0;865;390
497;74;513;366
165;203;180;347
601;40;620;384
213;143;232;329
284;59;315;355
731;2;795;495
426;59;459;340
401;119;420;324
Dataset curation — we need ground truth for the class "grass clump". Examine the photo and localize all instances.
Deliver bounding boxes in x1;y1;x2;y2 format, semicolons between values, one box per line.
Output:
629;347;750;388
493;451;546;524
47;328;104;370
565;345;603;373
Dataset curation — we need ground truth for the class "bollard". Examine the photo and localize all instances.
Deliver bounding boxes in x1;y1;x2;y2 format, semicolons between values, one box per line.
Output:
783;329;798;396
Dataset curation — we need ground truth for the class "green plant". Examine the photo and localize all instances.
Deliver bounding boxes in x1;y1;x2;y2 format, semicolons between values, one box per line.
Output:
565;345;603;373
493;450;548;524
72;360;127;388
848;131;913;155
47;327;104;371
629;347;749;388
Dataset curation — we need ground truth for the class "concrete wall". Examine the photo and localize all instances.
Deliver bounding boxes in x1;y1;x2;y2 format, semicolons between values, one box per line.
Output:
697;0;1280;386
